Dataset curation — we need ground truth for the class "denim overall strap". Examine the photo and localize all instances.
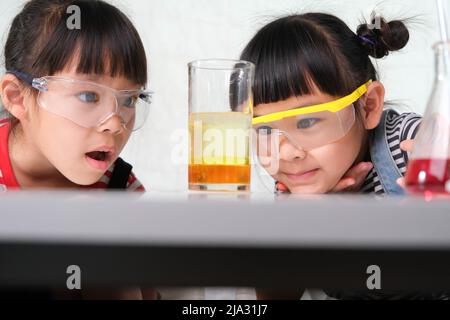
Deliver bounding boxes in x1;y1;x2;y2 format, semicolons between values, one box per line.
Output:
369;109;406;195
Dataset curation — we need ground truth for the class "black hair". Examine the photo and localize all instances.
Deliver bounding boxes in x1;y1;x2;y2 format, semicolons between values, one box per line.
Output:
240;13;409;106
4;0;147;85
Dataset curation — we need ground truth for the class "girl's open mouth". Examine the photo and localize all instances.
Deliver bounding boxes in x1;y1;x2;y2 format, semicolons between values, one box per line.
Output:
85;151;113;170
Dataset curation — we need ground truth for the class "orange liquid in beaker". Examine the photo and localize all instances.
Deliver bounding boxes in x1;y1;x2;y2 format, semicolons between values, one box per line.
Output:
189;164;250;184
405;158;450;195
188;112;251;191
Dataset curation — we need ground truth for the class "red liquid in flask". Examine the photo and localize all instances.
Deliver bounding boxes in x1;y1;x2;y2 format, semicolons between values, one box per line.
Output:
405;158;450;196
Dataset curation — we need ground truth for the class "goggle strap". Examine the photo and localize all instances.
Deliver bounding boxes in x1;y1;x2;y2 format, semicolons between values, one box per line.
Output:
6;69;35;86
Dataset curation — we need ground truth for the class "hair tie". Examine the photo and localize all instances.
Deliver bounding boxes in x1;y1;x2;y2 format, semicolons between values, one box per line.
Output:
358;35;377;46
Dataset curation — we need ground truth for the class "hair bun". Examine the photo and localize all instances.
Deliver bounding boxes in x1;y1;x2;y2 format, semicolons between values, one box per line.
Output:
357;16;410;59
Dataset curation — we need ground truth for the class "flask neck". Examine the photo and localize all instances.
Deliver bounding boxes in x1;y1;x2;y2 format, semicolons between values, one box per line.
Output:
435;41;450;79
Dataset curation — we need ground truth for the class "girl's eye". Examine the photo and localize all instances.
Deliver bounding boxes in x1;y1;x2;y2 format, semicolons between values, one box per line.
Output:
297;118;320;129
122;96;138;108
256;126;273;135
77;92;99;103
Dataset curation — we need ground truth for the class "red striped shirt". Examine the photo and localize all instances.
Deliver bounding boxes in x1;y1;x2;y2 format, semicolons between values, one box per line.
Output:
0;122;145;191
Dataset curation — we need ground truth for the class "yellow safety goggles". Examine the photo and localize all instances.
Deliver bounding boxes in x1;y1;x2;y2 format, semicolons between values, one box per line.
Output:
252;80;371;125
252;81;372;165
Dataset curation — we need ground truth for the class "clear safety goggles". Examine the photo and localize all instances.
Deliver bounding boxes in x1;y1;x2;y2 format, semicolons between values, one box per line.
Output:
252;81;371;171
7;70;153;131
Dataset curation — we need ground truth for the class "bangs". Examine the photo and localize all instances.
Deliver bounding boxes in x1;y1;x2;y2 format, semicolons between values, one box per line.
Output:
32;0;147;85
241;15;354;106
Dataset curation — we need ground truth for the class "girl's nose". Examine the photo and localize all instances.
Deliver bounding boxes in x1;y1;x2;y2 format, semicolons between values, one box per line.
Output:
97;113;125;135
279;135;307;161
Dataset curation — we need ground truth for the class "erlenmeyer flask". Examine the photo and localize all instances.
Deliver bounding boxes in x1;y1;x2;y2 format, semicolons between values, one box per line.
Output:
405;41;450;196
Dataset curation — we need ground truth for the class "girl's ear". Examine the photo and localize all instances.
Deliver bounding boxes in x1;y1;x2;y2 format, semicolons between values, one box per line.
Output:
1;74;27;120
359;81;385;130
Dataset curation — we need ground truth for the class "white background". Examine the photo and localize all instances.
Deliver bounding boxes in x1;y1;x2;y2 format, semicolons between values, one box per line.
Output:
0;0;443;191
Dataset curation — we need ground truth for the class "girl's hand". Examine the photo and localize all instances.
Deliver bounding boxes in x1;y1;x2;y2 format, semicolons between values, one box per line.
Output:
396;139;415;188
276;161;373;193
331;162;373;193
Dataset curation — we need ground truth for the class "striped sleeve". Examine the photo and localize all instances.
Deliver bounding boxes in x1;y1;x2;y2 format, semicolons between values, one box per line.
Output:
385;111;422;174
398;113;422;164
400;113;422;141
360;110;422;195
126;171;146;192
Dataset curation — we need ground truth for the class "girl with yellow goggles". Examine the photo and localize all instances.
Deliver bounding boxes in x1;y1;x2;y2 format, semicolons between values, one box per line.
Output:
243;11;432;302
241;13;418;199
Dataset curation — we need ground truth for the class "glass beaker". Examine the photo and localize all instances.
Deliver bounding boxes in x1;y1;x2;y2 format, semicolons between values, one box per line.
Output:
188;59;254;192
